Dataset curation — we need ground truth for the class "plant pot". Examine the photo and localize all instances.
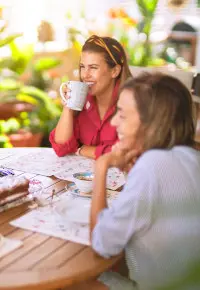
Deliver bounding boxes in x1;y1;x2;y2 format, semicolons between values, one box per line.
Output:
8;131;43;147
0;101;34;120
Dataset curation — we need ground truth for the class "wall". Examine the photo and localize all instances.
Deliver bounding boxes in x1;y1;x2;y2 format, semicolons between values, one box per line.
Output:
1;0;200;70
155;0;200;69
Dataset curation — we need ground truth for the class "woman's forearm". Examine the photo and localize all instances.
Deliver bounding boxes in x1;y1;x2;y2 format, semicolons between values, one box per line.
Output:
90;158;109;237
54;107;74;144
80;145;96;159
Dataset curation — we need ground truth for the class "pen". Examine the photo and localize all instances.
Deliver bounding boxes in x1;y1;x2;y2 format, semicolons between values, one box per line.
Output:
51;189;56;203
0;168;14;177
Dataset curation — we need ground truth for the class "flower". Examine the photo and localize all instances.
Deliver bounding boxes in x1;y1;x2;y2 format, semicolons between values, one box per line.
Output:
108;8;137;27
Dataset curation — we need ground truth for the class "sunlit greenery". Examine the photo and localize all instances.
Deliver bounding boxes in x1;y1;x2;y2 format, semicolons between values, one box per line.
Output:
0;24;62;147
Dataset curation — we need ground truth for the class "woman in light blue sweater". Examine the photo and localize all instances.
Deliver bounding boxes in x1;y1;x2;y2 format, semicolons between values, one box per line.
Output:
70;73;200;290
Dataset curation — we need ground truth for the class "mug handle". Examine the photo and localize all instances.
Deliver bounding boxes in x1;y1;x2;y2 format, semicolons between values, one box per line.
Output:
59;82;70;104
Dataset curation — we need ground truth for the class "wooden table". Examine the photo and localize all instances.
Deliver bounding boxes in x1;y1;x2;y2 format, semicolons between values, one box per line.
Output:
0;148;121;290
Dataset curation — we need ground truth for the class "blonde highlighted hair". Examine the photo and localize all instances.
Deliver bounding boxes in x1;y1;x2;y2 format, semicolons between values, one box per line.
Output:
80;35;132;85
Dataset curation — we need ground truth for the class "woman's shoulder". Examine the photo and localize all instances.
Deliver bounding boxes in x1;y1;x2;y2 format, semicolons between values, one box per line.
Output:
136;148;173;166
135;146;200;172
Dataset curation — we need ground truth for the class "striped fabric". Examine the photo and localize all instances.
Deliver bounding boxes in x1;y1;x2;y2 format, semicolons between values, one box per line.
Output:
92;146;200;290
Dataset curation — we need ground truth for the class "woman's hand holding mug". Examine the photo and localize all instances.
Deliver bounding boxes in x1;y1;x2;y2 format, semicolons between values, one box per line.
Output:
59;81;89;111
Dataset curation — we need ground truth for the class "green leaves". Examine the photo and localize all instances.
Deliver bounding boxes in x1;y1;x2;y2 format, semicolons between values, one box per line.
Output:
0;33;22;48
128;44;146;66
127;0;160;67
0;79;23;103
33;57;61;72
136;0;159;17
20;86;61;117
0;118;20;134
0;22;62;140
0;135;12;148
7;42;34;74
0;78;22;91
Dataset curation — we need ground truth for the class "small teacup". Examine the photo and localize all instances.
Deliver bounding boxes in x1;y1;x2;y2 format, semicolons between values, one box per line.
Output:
73;172;94;194
59;81;89;111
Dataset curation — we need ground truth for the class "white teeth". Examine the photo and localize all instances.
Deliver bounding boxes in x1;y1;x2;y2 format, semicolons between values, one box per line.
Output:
86;82;94;86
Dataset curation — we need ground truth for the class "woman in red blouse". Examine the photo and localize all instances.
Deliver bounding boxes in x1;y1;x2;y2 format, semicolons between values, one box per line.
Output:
49;35;132;159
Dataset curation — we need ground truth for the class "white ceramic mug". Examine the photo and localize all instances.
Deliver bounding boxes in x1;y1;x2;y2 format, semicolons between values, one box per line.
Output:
59;81;89;111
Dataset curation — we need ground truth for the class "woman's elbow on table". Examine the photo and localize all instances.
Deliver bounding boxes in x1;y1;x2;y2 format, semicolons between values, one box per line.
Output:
52;144;77;157
50;130;78;157
53;148;68;157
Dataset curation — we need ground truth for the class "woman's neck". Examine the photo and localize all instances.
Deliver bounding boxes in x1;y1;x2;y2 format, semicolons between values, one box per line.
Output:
95;82;116;120
95;82;115;110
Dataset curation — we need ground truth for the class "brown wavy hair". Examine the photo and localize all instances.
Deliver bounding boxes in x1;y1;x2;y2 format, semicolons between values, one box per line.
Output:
80;35;132;85
121;72;195;150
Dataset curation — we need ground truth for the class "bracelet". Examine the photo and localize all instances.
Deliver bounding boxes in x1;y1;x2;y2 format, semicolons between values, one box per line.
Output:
75;145;84;156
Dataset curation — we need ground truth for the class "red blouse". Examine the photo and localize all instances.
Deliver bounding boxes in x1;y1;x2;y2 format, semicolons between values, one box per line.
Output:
49;83;119;159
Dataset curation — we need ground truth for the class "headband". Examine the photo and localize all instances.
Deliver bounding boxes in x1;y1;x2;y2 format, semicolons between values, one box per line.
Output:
86;35;124;65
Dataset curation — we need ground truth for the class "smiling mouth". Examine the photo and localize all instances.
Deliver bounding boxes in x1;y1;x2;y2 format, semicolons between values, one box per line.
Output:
85;82;94;87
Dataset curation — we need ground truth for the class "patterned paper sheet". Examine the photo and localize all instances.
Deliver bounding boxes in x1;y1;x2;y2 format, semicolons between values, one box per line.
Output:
10;187;118;246
0;152;12;160
2;148;125;190
11;205;90;245
53;159;94;182
3;149;94;176
54;166;125;190
107;167;126;190
0;148;42;161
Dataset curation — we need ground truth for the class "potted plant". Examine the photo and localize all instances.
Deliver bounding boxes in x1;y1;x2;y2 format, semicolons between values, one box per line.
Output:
132;0;162;67
3;40;61;91
0;135;12;148
0;117;43;147
0;24;62;147
0;80;61;147
107;0;164;67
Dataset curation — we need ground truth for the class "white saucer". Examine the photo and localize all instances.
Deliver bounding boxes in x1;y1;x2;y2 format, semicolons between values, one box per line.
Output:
55;196;90;224
66;183;119;201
